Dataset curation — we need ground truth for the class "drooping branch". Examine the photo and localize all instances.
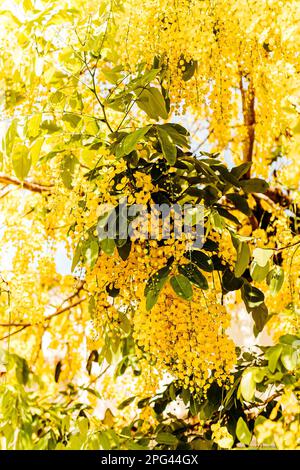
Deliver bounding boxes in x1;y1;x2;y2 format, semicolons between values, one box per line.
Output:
239;74;255;179
238;74;300;224
0;297;85;328
0;284;85;340
0;325;29;341
253;187;300;236
259;187;300;218
0;173;52;193
265;187;296;208
45;296;85;323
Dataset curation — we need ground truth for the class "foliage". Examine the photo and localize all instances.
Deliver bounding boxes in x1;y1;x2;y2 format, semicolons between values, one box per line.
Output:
0;0;299;450
1;334;299;450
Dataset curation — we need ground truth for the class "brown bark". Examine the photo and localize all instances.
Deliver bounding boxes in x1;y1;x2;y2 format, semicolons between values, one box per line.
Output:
0;284;85;341
0;173;52;193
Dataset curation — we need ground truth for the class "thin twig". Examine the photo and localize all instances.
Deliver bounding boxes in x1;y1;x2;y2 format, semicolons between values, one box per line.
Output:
0;287;86;340
0;326;28;341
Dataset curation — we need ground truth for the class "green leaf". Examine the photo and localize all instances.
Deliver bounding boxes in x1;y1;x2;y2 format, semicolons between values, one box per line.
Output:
251;302;268;335
40;119;61;133
222;268;244;292
242;283;265;309
210;209;224;230
182;59;198;81
240;178;269;194
170;274;193;300
190;395;201;416
157;127;177;165
156;432;178;446
116;125;151;158
266;344;283;373
231;233;253;246
118;311;131;334
62;112;81;129
50;90;65;105
255;415;267;429
217;207;240;225
159;123;189;148
236;417;252;446
118;396;136;410
234;241;250;277
199;400;217;420
5;118;18;157
137;397;151;408
240;369;256;402
178;263;208;290
202;239;218;252
26;113;42;138
144;266;171;296
279;334;300;345
253;367;267;383
250;261;270;282
227;193;251;216
85;239;99;268
214;165;240;186
185;251;214;272
223;376;241;409
136;87;168;120
98;431;111;450
180;388;190;405
77;417;89;437
107;94;133;113
54;360;62;382
230;162;252;180
145;290;159;311
168;383;176;401
127;441;148;450
266;265;284;295
280;345;297;371
137;68;160;86
71;240;83;272
191;438;213;450
15;357;29;385
61;154;79;189
12;144;31;180
86;350;98;375
145;266;170;310
100;238;115;256
102;66;123;84
169;123;189;135
117;240;132;261
29;137;44;165
252;248;273;267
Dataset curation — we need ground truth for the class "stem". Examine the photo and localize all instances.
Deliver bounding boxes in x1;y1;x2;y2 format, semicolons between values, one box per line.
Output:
274;240;300;252
0;286;85;340
0;173;52;193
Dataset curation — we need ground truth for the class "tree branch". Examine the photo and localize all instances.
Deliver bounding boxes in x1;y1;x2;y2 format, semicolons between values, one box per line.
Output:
0;285;86;340
45;296;86;323
0;173;52;193
265;187;295;208
0;326;28;341
262;187;300;222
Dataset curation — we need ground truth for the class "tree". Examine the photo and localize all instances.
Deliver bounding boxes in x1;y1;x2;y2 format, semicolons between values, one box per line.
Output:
0;0;299;450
